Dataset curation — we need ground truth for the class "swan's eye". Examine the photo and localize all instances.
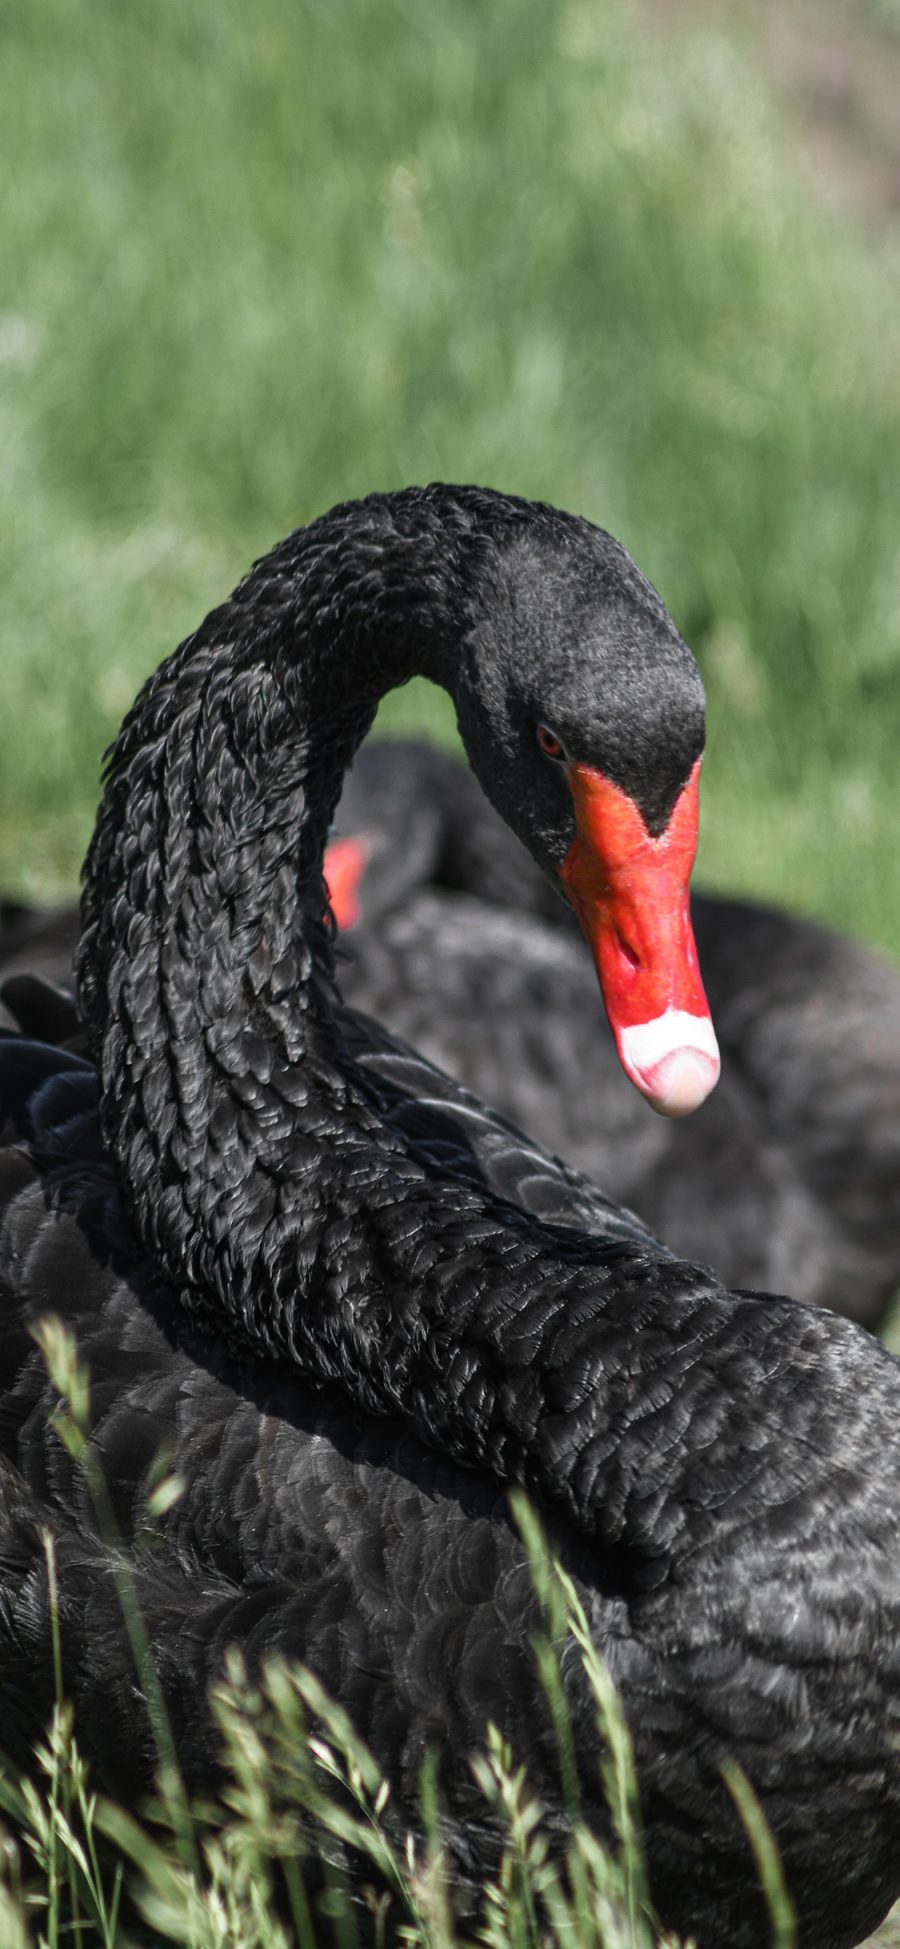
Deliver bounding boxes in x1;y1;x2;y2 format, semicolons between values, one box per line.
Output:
537;723;567;763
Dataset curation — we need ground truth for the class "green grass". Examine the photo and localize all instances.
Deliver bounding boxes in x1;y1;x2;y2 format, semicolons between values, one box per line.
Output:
1;0;899;956
0;1631;694;1949
856;0;900;34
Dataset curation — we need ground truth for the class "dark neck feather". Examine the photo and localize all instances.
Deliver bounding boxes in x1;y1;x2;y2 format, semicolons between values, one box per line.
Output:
78;488;480;1268
75;484;739;1569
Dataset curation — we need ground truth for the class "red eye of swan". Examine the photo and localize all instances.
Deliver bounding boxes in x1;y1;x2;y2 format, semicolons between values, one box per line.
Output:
537;723;567;763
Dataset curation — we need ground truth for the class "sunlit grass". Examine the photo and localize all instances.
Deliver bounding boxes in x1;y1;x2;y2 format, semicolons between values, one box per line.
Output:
1;0;898;955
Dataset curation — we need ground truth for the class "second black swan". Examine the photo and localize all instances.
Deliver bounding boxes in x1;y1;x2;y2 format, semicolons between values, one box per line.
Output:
317;738;900;1324
1;486;900;1949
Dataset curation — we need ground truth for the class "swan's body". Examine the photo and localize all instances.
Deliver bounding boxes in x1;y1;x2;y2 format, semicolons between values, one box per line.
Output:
0;487;899;1948
3;1039;900;1949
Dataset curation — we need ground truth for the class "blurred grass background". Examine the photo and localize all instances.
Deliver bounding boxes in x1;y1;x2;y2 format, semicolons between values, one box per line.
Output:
2;0;899;952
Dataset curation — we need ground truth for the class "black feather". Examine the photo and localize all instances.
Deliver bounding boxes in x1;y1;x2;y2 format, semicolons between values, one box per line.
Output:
0;488;899;1949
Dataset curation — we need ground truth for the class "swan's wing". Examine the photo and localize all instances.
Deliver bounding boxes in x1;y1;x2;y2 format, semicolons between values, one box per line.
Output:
338;1001;664;1251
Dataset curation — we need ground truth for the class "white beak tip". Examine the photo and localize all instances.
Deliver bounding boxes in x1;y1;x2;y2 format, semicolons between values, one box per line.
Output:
617;1011;721;1118
636;1047;720;1117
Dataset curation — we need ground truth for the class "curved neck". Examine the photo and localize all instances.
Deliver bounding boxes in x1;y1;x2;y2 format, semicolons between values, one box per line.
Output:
81;492;476;1026
75;485;731;1568
78;486;482;1261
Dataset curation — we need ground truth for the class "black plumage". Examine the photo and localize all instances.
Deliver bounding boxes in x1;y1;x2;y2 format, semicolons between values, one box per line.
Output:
0;900;82;1035
1;485;900;1949
9;737;900;1325
324;738;900;1324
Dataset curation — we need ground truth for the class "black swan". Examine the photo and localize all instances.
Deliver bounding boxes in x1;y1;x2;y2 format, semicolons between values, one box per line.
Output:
8;742;900;1325
313;738;900;1325
1;486;900;1949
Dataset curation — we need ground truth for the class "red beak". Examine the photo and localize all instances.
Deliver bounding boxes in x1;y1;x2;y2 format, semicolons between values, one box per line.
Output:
324;835;370;930
559;759;719;1116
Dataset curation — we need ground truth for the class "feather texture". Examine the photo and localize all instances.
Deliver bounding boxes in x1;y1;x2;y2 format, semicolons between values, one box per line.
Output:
0;488;898;1948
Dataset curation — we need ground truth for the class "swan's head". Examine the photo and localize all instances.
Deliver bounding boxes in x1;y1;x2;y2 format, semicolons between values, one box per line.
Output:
453;514;720;1117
